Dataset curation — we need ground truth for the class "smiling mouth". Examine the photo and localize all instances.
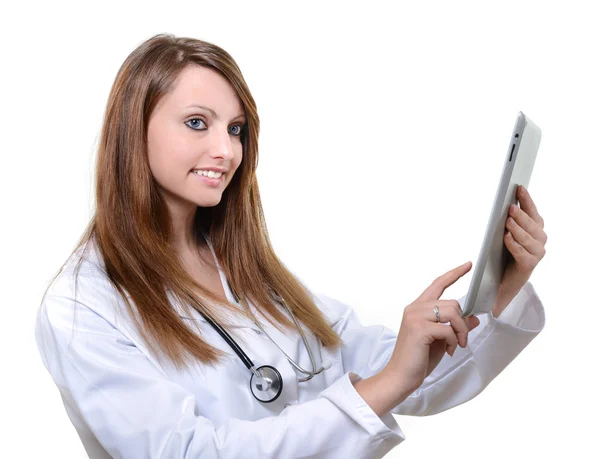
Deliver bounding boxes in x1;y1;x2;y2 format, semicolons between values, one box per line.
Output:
190;169;225;179
190;170;225;187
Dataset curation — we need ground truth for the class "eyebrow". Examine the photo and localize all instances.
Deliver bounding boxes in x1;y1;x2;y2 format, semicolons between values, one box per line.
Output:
185;104;246;121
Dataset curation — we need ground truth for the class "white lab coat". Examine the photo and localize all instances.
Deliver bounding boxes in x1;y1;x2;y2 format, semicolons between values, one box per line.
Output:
35;238;545;459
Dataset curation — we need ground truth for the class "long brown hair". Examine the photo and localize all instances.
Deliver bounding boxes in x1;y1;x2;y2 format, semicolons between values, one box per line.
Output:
43;33;344;371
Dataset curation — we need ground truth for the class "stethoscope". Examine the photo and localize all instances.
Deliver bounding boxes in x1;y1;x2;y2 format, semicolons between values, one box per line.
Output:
198;281;331;403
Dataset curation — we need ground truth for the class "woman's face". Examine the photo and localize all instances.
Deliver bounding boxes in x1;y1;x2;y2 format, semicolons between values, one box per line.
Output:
147;65;246;213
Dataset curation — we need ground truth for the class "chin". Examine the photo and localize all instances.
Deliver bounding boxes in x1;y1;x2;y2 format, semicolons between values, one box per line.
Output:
193;195;223;207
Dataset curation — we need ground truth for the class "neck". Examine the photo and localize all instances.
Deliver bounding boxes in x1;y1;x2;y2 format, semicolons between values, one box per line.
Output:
165;195;198;257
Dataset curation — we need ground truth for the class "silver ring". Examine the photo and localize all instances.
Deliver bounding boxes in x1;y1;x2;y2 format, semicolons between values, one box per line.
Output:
433;305;440;323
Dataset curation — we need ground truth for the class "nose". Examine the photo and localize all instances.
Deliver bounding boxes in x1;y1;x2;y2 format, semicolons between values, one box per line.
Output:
207;126;235;161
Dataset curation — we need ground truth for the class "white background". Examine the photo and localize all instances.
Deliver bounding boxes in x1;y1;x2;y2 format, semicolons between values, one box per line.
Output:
1;0;598;457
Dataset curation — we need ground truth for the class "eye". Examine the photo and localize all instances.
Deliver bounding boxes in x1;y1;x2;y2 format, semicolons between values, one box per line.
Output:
229;124;245;136
185;117;206;131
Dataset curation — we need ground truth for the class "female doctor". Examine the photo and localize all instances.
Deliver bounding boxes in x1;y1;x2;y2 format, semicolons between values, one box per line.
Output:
35;33;547;459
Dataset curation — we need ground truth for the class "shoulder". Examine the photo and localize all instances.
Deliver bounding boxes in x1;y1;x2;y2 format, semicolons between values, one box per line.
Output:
46;239;109;296
39;239;130;332
312;291;355;326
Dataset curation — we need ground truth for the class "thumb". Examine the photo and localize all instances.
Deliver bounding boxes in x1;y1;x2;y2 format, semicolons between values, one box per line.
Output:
466;316;480;331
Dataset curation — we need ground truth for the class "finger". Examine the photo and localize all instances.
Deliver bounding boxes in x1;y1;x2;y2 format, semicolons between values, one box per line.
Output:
427;322;459;356
509;204;547;244
505;230;541;271
425;301;470;348
466;315;480;331
516;185;544;229
418;262;472;302
506;217;546;257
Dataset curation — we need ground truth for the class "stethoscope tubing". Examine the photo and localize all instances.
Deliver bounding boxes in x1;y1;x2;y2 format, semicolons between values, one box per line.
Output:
201;312;254;370
198;285;328;403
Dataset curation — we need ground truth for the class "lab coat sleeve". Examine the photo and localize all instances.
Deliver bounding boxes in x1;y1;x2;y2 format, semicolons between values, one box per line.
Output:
35;273;406;459
316;281;545;417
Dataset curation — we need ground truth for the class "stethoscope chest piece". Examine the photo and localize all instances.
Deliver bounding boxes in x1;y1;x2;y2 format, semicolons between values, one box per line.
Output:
250;365;283;403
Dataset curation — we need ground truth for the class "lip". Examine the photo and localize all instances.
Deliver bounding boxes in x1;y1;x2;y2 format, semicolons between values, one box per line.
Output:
190;170;224;187
190;166;228;173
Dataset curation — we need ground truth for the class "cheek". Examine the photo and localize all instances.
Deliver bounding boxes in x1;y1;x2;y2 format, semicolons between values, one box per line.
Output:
231;146;244;172
148;133;193;182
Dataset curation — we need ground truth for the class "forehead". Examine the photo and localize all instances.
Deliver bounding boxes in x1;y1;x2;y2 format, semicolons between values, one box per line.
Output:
158;64;244;114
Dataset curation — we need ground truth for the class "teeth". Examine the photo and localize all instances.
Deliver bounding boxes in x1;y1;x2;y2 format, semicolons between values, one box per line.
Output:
193;170;223;178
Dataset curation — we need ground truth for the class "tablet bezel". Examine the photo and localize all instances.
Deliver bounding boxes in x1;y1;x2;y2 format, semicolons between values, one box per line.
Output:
461;111;542;317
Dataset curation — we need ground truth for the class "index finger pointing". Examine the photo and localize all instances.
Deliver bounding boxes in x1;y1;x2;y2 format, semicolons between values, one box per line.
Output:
418;261;472;302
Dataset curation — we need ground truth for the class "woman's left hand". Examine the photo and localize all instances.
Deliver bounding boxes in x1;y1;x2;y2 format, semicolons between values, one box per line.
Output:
493;185;547;318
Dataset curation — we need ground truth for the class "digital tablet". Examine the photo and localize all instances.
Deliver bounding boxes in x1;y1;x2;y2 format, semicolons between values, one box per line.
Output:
461;111;542;317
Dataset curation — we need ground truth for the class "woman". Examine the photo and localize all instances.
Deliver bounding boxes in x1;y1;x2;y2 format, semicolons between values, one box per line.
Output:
35;33;547;459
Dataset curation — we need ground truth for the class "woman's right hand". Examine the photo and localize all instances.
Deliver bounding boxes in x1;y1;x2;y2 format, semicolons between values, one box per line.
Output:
384;261;481;395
